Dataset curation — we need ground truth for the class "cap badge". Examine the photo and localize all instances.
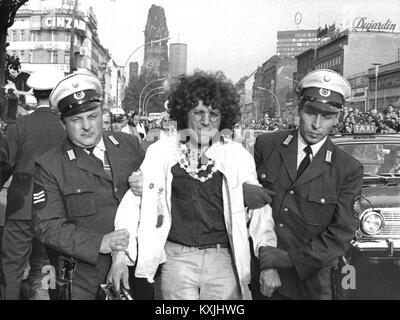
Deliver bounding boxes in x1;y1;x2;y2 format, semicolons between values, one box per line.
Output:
319;88;331;97
73;91;85;100
323;75;331;82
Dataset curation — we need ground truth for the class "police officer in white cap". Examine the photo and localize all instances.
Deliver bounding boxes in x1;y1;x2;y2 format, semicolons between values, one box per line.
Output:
0;69;66;300
251;69;364;300
31;73;147;299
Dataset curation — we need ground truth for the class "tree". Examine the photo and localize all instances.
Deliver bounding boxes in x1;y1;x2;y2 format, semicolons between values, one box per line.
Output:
123;72;167;116
0;0;29;109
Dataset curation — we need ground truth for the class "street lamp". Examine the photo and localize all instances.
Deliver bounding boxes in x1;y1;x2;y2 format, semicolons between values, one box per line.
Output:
257;86;281;118
138;77;167;115
141;86;165;116
143;90;166;117
372;63;382;112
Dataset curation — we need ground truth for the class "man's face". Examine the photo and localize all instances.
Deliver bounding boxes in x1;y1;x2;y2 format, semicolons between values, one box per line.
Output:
63;105;103;149
102;114;111;131
298;104;338;145
111;116;127;132
187;100;221;146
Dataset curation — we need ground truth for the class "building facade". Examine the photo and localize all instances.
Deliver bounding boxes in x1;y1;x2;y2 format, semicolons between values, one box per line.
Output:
367;61;400;111
277;29;319;58
295;25;400;112
7;0;122;107
169;43;187;78
252;55;297;120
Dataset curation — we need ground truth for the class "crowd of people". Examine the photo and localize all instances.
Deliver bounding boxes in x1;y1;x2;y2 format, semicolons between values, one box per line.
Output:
235;104;400;136
0;67;374;301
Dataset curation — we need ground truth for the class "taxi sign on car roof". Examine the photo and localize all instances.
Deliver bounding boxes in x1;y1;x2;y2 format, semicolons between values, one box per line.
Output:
353;124;376;134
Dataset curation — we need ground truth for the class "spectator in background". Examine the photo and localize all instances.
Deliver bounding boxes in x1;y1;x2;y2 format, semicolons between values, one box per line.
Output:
110;108;142;141
102;110;111;131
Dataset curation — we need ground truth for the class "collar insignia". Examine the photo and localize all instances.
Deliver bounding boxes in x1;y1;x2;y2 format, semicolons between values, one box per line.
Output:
67;149;76;161
283;135;294;146
325;150;332;163
108;135;120;146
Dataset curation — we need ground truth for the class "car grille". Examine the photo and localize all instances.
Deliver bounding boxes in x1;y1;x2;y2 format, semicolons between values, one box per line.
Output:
359;209;400;239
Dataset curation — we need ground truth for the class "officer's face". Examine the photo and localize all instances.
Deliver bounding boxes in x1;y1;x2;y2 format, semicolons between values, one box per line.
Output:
63;106;103;149
102;114;111;131
298;104;339;145
186;100;221;146
111;117;127;132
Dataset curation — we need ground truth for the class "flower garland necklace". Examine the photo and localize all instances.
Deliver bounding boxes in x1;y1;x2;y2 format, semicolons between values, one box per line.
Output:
178;143;218;183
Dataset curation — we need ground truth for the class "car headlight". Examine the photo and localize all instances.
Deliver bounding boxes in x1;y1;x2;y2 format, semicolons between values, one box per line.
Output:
360;211;385;236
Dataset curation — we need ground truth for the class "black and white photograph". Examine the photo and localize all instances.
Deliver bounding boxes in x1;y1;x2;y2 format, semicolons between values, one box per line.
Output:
1;0;400;307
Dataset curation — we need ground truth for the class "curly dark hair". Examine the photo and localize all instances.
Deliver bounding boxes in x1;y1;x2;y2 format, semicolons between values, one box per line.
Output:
167;71;241;130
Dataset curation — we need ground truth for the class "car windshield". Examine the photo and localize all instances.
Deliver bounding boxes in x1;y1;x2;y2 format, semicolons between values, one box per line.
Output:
337;143;400;175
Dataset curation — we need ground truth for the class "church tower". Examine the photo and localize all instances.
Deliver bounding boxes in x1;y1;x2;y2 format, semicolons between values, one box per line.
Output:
142;4;169;77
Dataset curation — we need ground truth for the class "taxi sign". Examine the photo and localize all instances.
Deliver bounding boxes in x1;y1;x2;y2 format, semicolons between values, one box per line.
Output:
353;124;376;134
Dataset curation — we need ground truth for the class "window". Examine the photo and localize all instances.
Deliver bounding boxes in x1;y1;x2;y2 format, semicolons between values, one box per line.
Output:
52;50;58;63
20;30;25;41
12;30;17;41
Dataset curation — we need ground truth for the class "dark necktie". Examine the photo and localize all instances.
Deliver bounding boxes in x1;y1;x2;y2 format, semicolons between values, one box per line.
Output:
87;147;104;169
297;145;312;178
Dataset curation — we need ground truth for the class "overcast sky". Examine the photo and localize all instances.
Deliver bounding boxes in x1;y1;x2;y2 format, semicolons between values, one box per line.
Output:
28;0;400;82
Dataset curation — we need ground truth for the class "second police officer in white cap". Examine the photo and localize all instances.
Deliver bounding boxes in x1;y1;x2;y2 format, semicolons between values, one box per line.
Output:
0;68;66;300
31;73;147;299
252;69;364;300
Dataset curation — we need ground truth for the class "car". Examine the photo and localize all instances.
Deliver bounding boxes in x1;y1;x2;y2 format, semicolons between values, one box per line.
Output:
332;131;400;299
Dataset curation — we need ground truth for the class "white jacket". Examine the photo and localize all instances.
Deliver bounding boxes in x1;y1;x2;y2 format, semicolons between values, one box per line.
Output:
115;134;276;299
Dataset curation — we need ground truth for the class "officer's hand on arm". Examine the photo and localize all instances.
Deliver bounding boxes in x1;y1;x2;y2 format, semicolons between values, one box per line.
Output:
100;229;130;254
260;269;281;298
107;251;130;292
243;183;277;210
128;170;143;197
259;246;294;269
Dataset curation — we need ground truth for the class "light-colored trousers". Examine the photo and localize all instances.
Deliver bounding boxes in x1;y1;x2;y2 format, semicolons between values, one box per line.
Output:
154;241;242;300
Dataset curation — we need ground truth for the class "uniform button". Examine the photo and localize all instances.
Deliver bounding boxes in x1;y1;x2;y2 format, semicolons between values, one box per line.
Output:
320;198;326;204
149;183;154;189
77;188;82;193
283;208;289;212
289;190;294;195
260;173;267;179
159;187;164;193
114;187;118;193
279;224;284;228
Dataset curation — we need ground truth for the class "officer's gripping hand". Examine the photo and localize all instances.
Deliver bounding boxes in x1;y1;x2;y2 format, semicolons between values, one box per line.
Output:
243;183;277;210
260;269;281;298
259;246;294;269
107;251;130;292
100;229;130;254
128;170;143;197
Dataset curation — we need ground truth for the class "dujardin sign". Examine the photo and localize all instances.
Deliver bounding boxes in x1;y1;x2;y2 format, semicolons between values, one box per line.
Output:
353;17;397;32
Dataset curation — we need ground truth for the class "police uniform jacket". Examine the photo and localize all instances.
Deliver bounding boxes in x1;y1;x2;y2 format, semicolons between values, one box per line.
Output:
254;129;363;299
32;131;144;297
4;107;66;220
